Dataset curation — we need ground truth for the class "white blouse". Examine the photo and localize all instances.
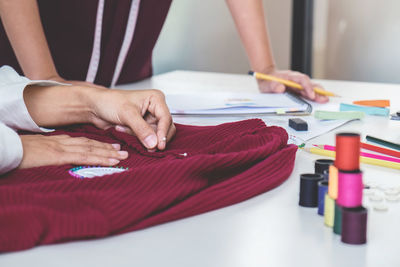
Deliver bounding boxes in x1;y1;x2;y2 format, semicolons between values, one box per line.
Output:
0;66;59;174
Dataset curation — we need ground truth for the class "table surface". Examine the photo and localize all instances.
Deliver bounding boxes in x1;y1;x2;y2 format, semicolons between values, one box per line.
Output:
1;71;400;267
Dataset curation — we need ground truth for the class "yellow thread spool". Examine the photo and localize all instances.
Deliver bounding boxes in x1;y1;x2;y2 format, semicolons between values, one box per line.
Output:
324;193;335;227
328;165;338;199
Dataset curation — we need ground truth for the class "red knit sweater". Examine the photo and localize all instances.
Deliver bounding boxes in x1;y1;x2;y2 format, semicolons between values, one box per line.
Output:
0;119;297;252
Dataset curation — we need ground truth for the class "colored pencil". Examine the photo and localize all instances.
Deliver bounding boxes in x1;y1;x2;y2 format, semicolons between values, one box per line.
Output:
366;135;400;151
301;147;400;170
248;70;338;97
313;144;400;164
361;142;400;158
353;100;390;108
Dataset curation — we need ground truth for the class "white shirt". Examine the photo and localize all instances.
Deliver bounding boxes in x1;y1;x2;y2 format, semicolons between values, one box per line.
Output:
0;66;60;174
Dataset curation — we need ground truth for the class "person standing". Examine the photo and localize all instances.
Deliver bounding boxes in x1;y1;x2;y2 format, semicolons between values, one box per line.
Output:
0;0;327;102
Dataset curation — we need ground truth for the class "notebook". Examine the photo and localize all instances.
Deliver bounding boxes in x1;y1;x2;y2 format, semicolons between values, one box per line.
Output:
166;92;312;115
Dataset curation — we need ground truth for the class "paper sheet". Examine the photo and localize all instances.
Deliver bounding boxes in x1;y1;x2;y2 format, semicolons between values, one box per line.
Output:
171;103;355;146
166;92;310;115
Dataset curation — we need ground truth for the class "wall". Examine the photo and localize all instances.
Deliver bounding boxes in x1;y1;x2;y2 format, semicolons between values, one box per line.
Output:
152;0;292;75
314;0;400;83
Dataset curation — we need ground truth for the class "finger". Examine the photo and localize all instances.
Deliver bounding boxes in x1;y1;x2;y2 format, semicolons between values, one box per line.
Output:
115;125;131;134
145;95;173;150
313;94;329;103
289;74;316;100
60;145;128;160
154;123;176;151
59;137;121;150
92;117;114;130
269;82;286;93
144;114;158;133
258;80;285;93
313;83;324;89
60;152;121;166
122;107;158;149
155;112;173;151
166;122;176;142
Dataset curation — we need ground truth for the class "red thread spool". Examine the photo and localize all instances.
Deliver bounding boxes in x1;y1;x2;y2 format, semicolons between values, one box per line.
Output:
335;133;360;171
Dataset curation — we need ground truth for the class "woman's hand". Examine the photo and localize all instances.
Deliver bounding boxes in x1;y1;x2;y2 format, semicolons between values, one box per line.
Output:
257;69;329;103
19;134;128;169
89;89;176;151
24;84;176;152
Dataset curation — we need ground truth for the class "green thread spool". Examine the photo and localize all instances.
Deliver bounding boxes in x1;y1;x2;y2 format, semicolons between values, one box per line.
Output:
333;202;343;234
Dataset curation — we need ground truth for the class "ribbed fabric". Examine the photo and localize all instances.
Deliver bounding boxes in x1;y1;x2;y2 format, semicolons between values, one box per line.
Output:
0;119;297;252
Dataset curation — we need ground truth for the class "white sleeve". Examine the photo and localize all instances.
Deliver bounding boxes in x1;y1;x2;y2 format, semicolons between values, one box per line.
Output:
0;122;23;174
0;65;67;132
0;66;70;174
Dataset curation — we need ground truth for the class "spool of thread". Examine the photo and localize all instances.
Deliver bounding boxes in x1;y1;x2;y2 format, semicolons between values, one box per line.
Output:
324;193;335;227
299;173;324;207
322;171;329;181
318;180;329;215
314;159;335;176
335;133;360;171
337;170;363;207
333;202;343;235
328;165;338;199
341;206;367;245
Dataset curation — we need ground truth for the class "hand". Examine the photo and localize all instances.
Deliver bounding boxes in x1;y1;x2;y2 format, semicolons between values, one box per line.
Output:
19;134;128;169
23;83;175;151
257;69;329;103
89;89;176;151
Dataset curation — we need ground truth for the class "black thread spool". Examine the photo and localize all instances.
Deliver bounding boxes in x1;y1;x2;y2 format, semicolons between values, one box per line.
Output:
314;159;335;179
299;173;324;207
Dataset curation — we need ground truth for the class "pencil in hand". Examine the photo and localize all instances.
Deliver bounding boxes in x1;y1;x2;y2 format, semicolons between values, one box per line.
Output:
248;70;338;97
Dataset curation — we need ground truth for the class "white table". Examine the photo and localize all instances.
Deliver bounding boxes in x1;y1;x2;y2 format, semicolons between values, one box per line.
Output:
1;71;399;267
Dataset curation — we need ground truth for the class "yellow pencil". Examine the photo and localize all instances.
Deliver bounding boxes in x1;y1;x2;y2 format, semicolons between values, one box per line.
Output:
248;71;338;97
301;147;400;170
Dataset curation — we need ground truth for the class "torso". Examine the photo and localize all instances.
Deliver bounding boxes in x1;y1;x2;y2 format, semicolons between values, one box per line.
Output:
0;0;173;86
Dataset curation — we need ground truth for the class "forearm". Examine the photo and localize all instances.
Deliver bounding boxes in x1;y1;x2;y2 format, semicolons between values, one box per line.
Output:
0;0;58;79
225;0;276;73
23;85;101;127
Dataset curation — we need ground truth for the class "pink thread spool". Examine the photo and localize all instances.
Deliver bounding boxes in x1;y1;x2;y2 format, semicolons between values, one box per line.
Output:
337;170;363;208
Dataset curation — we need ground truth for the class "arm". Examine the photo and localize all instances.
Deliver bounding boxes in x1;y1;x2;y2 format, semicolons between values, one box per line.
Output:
225;0;328;103
0;66;174;150
0;67;175;173
0;66;128;173
23;85;175;150
0;0;59;80
0;0;102;88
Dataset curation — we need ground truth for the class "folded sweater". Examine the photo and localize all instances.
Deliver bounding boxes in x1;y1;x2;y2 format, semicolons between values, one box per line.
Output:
0;119;297;252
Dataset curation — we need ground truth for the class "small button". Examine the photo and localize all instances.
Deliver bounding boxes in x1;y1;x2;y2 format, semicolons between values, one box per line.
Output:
373;204;388;212
369;195;383;202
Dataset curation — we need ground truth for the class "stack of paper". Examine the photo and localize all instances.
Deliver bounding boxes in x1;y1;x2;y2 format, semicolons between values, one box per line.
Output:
166;92;311;115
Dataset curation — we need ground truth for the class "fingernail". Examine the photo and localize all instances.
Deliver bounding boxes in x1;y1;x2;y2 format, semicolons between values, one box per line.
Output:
144;134;157;148
115;125;126;132
118;151;129;158
161;137;167;142
147;148;156;153
112;143;121;150
109;159;120;165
